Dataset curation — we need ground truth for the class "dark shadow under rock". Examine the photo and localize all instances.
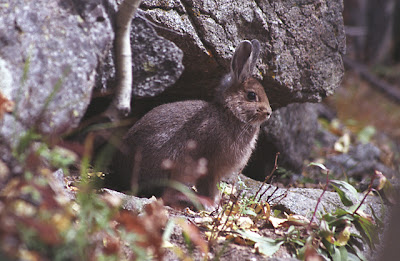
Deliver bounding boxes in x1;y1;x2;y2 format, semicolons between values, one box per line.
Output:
244;103;319;181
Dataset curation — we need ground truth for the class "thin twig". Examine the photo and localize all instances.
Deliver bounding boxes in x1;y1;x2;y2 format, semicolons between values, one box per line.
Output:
209;179;237;243
258;184;272;202
308;170;330;231
218;191;241;235
265;186;279;203
352;170;378;216
269;188;289;206
254;152;280;202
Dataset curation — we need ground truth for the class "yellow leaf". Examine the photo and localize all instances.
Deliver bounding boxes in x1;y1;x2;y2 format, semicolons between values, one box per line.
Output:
51;213;72;233
236;216;255;229
253;202;271;220
334;133;351;153
375;171;387;190
269;216;287;228
336;225;351;246
286;214;311;226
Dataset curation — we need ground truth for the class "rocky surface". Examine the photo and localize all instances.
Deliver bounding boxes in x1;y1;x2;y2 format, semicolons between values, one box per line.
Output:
0;0;346;177
1;0;393;193
0;1;397;260
0;0;184;170
228;174;384;220
139;0;346;108
95;9;184;97
0;0;113;148
325;143;395;179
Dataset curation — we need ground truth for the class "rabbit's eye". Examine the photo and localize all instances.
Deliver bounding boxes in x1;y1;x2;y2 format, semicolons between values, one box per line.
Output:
247;91;257;101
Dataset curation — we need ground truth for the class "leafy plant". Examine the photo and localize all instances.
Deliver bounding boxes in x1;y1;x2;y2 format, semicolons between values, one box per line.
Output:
197;161;383;261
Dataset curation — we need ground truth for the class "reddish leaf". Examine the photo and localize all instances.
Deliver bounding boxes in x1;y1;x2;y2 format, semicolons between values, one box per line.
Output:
177;219;208;254
0;91;14;119
17;216;62;245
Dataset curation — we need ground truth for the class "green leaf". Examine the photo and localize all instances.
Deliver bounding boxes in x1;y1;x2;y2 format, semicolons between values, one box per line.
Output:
354;214;378;249
291;238;305;247
330;180;358;206
320;220;335;243
330;244;341;261
329;245;348;261
308;162;329;172
242;208;258;217
162;219;176;242
326;210;355;227
286;225;295;234
348;244;367;261
357;126;376;144
237;230;283;256
347;252;363;261
338;246;348;261
369;205;384;228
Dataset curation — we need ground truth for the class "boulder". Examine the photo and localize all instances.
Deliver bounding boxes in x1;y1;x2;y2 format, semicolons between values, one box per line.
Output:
0;0;346;181
139;0;346;107
0;0;114;147
95;11;184;98
0;0;184;170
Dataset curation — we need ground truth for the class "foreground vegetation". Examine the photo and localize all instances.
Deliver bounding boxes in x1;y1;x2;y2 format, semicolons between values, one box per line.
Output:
0;124;393;260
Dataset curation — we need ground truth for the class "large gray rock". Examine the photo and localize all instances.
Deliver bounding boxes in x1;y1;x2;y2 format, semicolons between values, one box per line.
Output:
0;0;184;171
232;174;384;222
130;15;184;97
140;0;346;107
0;0;113;147
0;0;346;185
95;10;185;98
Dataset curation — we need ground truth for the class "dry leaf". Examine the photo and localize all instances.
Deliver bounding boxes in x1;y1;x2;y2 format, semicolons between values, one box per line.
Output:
252;202;271;220
236;216;255;229
177;219;208;254
269;216;287;228
0;91;14;119
304;243;323;261
286;214;312;227
334;132;351;153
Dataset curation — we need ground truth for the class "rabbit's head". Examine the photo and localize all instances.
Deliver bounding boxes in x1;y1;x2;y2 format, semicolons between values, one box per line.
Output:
218;40;272;126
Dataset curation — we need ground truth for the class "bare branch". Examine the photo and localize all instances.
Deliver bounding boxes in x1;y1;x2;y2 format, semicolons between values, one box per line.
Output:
308;169;330;231
105;0;142;120
254;152;280;202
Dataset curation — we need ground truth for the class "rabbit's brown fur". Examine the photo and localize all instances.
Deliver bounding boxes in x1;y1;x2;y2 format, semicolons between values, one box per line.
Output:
113;40;272;207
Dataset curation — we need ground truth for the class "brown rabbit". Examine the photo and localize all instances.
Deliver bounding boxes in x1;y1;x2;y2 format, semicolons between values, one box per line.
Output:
114;40;272;208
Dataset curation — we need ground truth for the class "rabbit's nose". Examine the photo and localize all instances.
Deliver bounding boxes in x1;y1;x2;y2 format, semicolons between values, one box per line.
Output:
262;107;272;120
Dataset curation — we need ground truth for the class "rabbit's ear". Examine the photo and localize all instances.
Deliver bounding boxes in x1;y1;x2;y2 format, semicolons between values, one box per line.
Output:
231;40;260;82
249;39;261;72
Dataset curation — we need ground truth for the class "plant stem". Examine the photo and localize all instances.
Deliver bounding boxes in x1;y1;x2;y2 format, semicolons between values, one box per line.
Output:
308;170;330;231
254;152;279;202
352;170;378;216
